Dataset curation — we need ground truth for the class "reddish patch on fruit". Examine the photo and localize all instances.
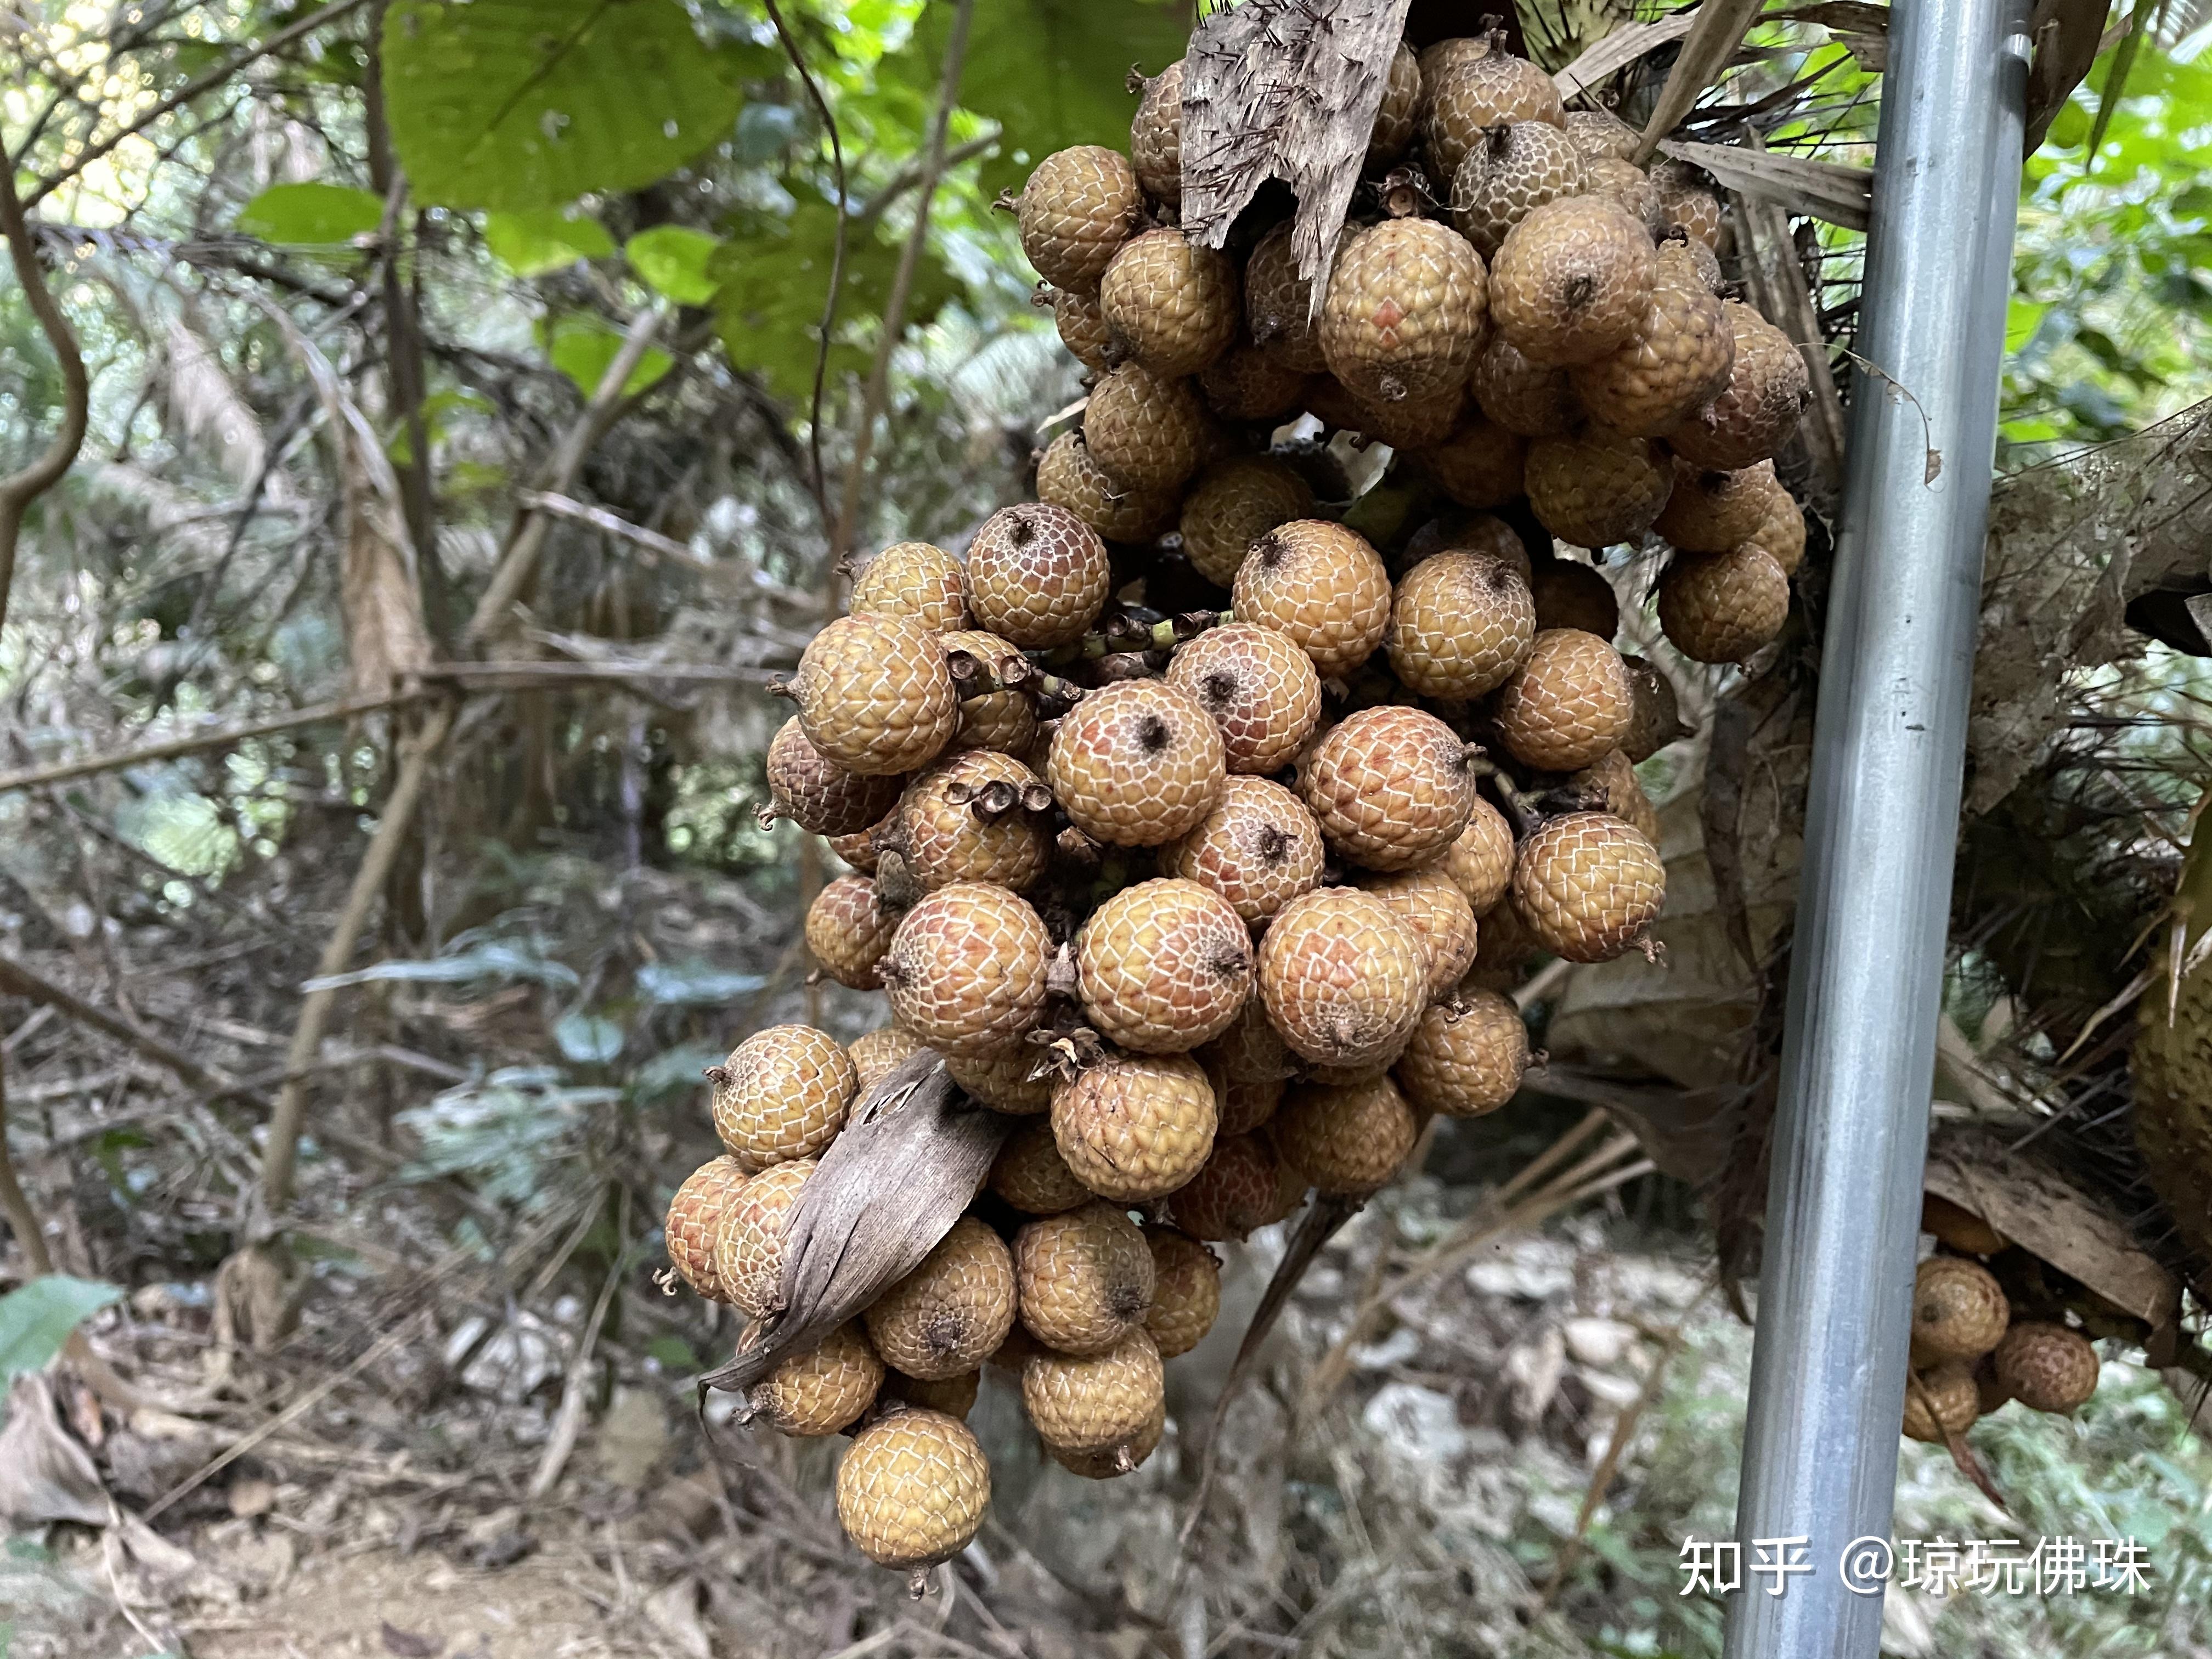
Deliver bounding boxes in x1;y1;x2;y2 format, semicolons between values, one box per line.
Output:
1371;298;1407;331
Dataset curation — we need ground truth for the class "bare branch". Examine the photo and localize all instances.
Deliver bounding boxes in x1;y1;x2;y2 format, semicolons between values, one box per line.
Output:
0;144;90;636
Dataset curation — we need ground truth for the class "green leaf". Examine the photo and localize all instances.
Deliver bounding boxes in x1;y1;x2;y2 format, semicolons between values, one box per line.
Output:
382;0;744;211
554;1011;625;1063
645;1335;701;1371
626;225;721;306
545;316;674;398
235;183;385;246
485;207;616;276
2004;297;2048;354
0;1277;122;1380
2085;0;2158;170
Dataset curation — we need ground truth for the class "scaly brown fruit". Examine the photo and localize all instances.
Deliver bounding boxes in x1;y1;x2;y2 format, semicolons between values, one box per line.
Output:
1667;301;1810;470
1443;796;1516;916
1410;411;1528;510
716;1157;815;1318
806;876;898;990
865;1215;1019;1380
1046;284;1114;371
1023;1328;1165;1457
751;1323;884;1437
1331;380;1471;450
1199;991;1299;1087
1744;474;1807;577
1129;59;1184;206
1243;221;1329;374
1583;156;1667;241
709;1025;856;1171
848;1025;927;1093
1570;266;1734;437
1076;878;1254;1053
881;882;1053;1059
990;1118;1092;1213
1990;1323;2100;1414
885;1368;981;1420
1169;1132;1282;1239
1051;1401;1166;1479
1657;545;1791;664
1014;1200;1155;1353
1909;1257;2010;1365
1417;37;1491;120
1158;775;1327;925
827;815;890;875
1053;1051;1220;1201
1101;227;1240;377
890;749;1052;894
945;1050;1053;1116
1017;145;1146;295
1564;107;1640;163
1571;748;1661;845
1299;704;1482;872
1143;1227;1221;1358
1368;41;1423;162
1205;1058;1283;1136
1525;428;1673;548
1653;459;1776;552
1357;866;1481;1000
1396;990;1529;1117
765;716;904;837
1199;341;1313;423
1490;196;1657;367
1472;330;1581;435
1451;120;1587;258
665;1155;749;1302
1178;456;1316;587
1425;52;1567;184
1463;896;1536;990
1491;627;1638;773
1404;509;1536;583
1046;678;1227;847
1257;887;1430;1069
939;629;1042;757
1387;550;1535;699
1511;810;1665;962
850;541;969;634
792;613;959;778
836;1407;992;1578
1085;364;1212;493
1034;430;1179;544
1319;218;1489;405
1530;557;1622;641
1232;519;1392;680
1165;622;1323;777
1620;655;1686;762
965;502;1113;650
1902;1363;1981;1443
1272;1074;1420;1195
1647;156;1723;249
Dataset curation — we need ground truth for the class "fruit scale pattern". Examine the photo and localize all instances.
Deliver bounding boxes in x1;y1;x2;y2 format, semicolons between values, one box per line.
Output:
664;22;1824;1590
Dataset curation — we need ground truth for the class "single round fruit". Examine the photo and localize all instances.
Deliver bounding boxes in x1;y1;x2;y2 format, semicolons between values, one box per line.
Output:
1621;655;1686;761
1572;748;1661;846
1368;42;1423;162
885;1369;981;1420
792;613;958;777
709;1024;857;1171
1144;1227;1221;1358
1200;991;1299;1087
1047;285;1114;371
1158;775;1327;925
806;876;898;990
850;541;969;634
752;1323;884;1437
945;1050;1053;1115
1085;364;1212;493
1199;340;1312;422
1165;622;1325;779
1564;106;1640;162
1409;411;1527;509
1901;1363;1980;1444
1387;550;1536;700
1654;459;1776;553
1571;268;1734;437
1530;557;1621;641
1417;37;1491;120
1991;1323;2100;1414
1667;302;1810;470
1658;545;1791;664
1244;221;1329;374
1047;678;1226;847
1324;379;1469;449
1472;330;1581;435
1659;233;1724;294
1583;155;1666;240
1178;457;1316;588
1404;509;1534;582
666;1155;749;1302
1101;228;1240;377
764;718;904;838
865;1215;1019;1381
1206;1059;1283;1136
1451;120;1586;258
1441;798;1515;918
1649;156;1723;249
1425;53;1567;185
1464;897;1537;990
1232;520;1392;680
1013;1200;1155;1354
1489;196;1657;368
1272;1075;1420;1195
890;749;1052;895
1511;811;1666;963
990;1119;1092;1213
1053;1051;1219;1201
1395;991;1528;1117
965;503;1111;650
1357;866;1480;999
1169;1132;1282;1240
1299;705;1482;872
836;1407;992;1573
716;1157;815;1318
939;629;1042;757
849;1025;927;1093
1130;59;1184;206
1257;887;1430;1069
1526;428;1673;548
1050;1402;1166;1480
1320;218;1489;405
1909;1256;2011;1364
1018;145;1145;295
1076;879;1254;1053
881;883;1053;1059
1023;1329;1165;1457
1745;476;1807;577
828;815;889;874
1034;430;1179;544
1491;628;1638;772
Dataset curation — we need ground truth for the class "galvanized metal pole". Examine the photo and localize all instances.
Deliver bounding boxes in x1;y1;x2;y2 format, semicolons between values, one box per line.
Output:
1721;0;2032;1652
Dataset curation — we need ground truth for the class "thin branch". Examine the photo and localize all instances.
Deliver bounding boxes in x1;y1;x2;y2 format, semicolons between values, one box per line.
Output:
22;0;380;209
0;1050;54;1275
0;692;428;795
0;143;91;636
827;0;978;572
0;955;239;1097
853;129;1000;230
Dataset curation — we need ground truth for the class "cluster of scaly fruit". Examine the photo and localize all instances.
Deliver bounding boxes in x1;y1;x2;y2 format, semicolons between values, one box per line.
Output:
1900;1199;2106;1446
662;27;1819;1590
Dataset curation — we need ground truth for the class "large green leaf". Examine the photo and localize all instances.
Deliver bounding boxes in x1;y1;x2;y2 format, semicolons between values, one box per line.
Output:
236;183;385;246
382;0;744;211
906;0;1189;196
0;1277;121;1381
626;225;721;305
546;316;675;398
485;207;617;275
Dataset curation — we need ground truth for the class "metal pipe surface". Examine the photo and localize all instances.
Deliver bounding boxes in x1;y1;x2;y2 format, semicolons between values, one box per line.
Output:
1720;0;2032;1652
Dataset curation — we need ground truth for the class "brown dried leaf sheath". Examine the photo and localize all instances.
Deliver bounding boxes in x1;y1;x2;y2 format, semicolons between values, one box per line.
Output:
700;1053;1011;1395
1181;0;1415;313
